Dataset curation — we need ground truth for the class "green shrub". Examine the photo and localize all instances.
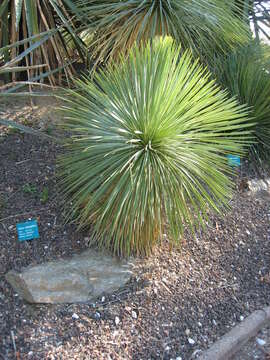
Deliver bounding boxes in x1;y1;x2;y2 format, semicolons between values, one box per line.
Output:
59;38;251;256
214;42;270;161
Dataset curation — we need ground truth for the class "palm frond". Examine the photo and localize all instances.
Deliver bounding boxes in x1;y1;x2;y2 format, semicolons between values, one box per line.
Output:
58;38;252;256
74;0;250;70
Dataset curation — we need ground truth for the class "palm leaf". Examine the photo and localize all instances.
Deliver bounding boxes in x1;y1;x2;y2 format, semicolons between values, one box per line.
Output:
15;0;23;30
0;0;86;85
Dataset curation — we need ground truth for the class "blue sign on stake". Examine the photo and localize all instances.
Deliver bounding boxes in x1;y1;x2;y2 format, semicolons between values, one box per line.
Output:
16;220;40;242
227;154;241;167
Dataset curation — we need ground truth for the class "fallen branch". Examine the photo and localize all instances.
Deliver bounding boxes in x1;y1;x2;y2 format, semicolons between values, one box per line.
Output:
0;209;47;223
0;117;63;143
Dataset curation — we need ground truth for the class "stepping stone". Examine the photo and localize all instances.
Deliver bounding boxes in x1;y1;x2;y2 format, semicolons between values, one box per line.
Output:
5;250;133;303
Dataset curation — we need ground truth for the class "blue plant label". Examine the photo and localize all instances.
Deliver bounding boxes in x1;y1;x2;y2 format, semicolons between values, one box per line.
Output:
16;220;40;241
227;154;241;167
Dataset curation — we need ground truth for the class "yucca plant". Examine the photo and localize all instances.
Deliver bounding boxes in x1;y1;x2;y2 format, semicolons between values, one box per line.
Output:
75;0;250;69
214;41;270;161
59;38;251;256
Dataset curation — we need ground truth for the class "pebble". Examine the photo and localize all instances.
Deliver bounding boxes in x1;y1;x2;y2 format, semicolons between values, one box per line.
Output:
239;315;244;321
185;329;190;336
131;310;137;319
188;338;195;345
176;357;182;360
198;322;202;327
191;349;202;358
72;313;79;320
115;316;120;325
94;312;101;320
101;296;105;302
256;338;266;346
246;229;251;235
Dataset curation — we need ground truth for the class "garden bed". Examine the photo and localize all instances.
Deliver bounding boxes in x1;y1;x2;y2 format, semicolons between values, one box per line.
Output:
0;100;270;359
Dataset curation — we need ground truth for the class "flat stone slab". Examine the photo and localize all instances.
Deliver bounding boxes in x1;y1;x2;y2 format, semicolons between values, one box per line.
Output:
5;250;133;304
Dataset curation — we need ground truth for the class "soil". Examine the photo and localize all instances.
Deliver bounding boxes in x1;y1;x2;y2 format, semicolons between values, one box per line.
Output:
0;98;270;360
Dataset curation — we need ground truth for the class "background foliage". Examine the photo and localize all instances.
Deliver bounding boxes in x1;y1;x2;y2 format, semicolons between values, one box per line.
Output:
75;0;250;70
1;0;269;85
214;41;270;161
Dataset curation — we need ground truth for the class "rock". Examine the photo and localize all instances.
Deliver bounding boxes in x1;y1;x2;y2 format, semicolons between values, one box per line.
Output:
256;338;266;346
72;313;79;320
188;338;195;345
94;311;101;320
248;178;270;193
115;316;120;325
5;249;133;304
247;178;270;200
191;349;202;359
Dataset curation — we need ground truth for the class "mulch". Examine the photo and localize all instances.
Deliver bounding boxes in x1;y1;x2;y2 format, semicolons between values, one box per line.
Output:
0;106;270;359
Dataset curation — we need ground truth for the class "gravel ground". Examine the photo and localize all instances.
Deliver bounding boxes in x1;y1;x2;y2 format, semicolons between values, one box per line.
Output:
0;100;270;359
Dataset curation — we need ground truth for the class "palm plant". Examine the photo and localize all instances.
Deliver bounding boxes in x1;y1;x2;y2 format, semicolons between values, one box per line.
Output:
214;41;270;161
75;0;250;69
59;38;251;256
0;0;86;85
